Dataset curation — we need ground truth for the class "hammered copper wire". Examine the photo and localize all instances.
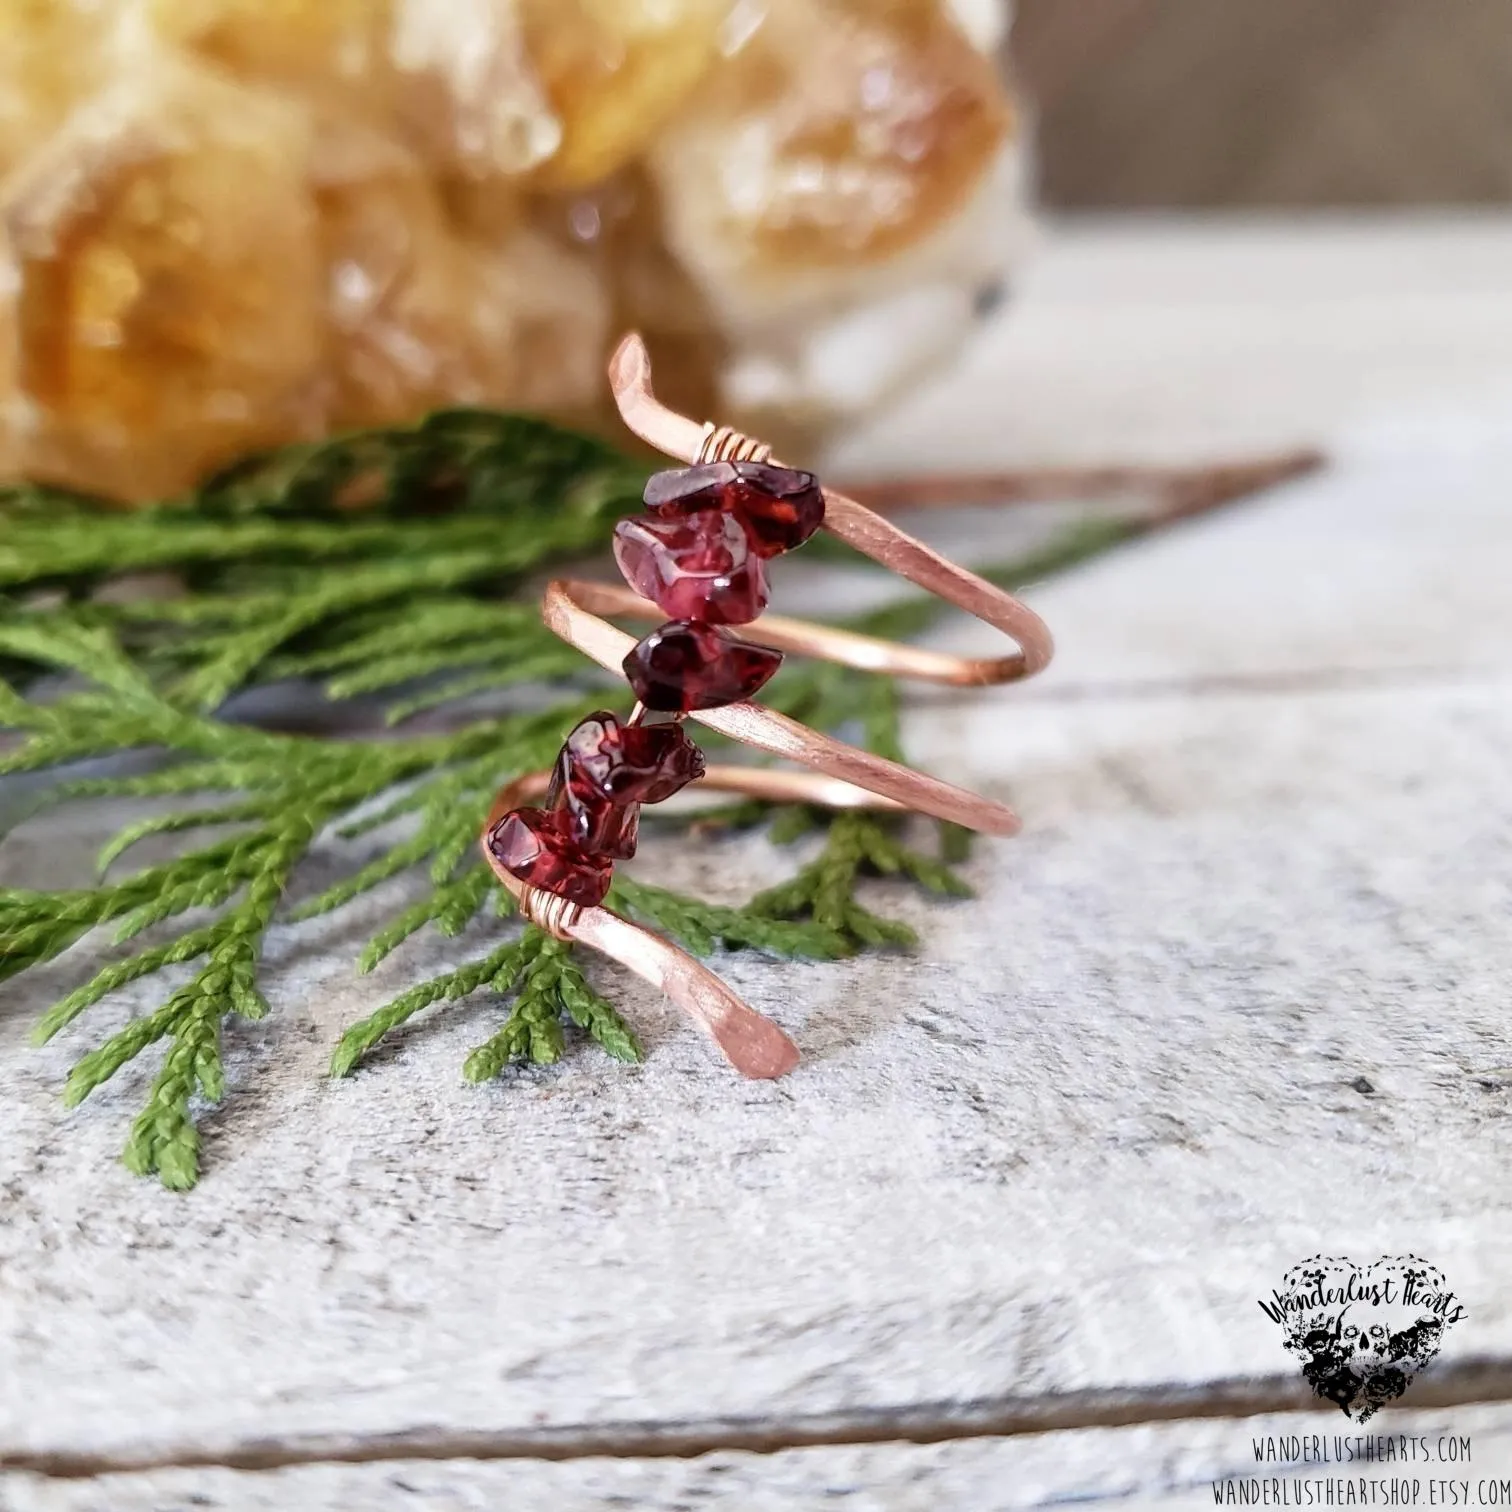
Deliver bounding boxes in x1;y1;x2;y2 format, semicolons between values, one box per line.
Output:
541;579;1021;837
479;333;1057;1079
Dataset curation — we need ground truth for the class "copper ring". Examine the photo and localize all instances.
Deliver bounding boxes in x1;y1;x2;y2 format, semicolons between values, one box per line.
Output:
479;334;1056;1079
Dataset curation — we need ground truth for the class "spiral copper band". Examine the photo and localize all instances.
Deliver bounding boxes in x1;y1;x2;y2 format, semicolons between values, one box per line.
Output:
478;333;1057;1079
541;579;1023;837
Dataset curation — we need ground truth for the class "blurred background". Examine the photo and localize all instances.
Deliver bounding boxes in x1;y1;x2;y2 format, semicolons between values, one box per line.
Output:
0;0;1505;506
1012;0;1512;208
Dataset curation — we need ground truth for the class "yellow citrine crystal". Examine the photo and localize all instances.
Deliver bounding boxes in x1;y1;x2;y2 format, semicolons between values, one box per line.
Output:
516;0;726;189
1;54;325;499
647;0;1017;435
144;0;391;92
315;128;609;426
0;0;1022;501
653;0;1011;273
0;0;126;172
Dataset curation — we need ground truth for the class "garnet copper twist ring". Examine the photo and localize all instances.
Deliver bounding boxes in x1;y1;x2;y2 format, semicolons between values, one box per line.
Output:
480;334;1055;1079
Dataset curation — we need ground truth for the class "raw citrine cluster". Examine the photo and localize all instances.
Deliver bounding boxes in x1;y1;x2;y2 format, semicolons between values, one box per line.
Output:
487;460;824;906
0;0;1018;501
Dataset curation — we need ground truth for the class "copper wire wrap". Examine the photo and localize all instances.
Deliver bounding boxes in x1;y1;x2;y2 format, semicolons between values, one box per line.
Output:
479;333;1056;1079
698;423;773;466
514;886;583;942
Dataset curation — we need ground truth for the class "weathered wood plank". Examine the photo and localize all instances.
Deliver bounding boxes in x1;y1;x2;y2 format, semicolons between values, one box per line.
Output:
830;217;1512;470
5;1402;1511;1511
2;221;1509;1471
4;668;1510;1463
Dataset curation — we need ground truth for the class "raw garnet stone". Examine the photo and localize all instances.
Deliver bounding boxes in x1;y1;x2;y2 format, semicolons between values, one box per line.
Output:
546;712;705;858
558;795;640;861
613;508;769;625
643;460;825;558
487;807;612;908
553;712;705;805
622;621;783;713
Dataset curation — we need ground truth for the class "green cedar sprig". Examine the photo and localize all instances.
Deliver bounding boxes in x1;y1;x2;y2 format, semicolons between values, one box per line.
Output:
0;410;1137;1189
461;930;641;1082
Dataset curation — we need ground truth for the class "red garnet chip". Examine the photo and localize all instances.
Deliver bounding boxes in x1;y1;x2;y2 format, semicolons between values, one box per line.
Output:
545;712;705;858
643;461;825;558
554;796;640;862
553;713;705;805
613;508;769;625
622;621;783;713
486;807;613;908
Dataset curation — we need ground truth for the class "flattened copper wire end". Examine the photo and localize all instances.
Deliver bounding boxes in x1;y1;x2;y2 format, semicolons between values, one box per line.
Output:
481;770;886;1078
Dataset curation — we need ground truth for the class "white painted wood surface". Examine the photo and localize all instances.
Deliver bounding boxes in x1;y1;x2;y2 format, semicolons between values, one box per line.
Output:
3;216;1510;1507
6;1403;1512;1512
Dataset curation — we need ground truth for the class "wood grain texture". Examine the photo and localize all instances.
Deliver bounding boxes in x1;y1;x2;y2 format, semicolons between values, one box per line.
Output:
6;1402;1512;1510
826;216;1512;472
1;221;1509;1500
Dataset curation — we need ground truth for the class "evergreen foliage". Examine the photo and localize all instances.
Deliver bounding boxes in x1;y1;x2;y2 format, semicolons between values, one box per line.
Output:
0;412;1136;1187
